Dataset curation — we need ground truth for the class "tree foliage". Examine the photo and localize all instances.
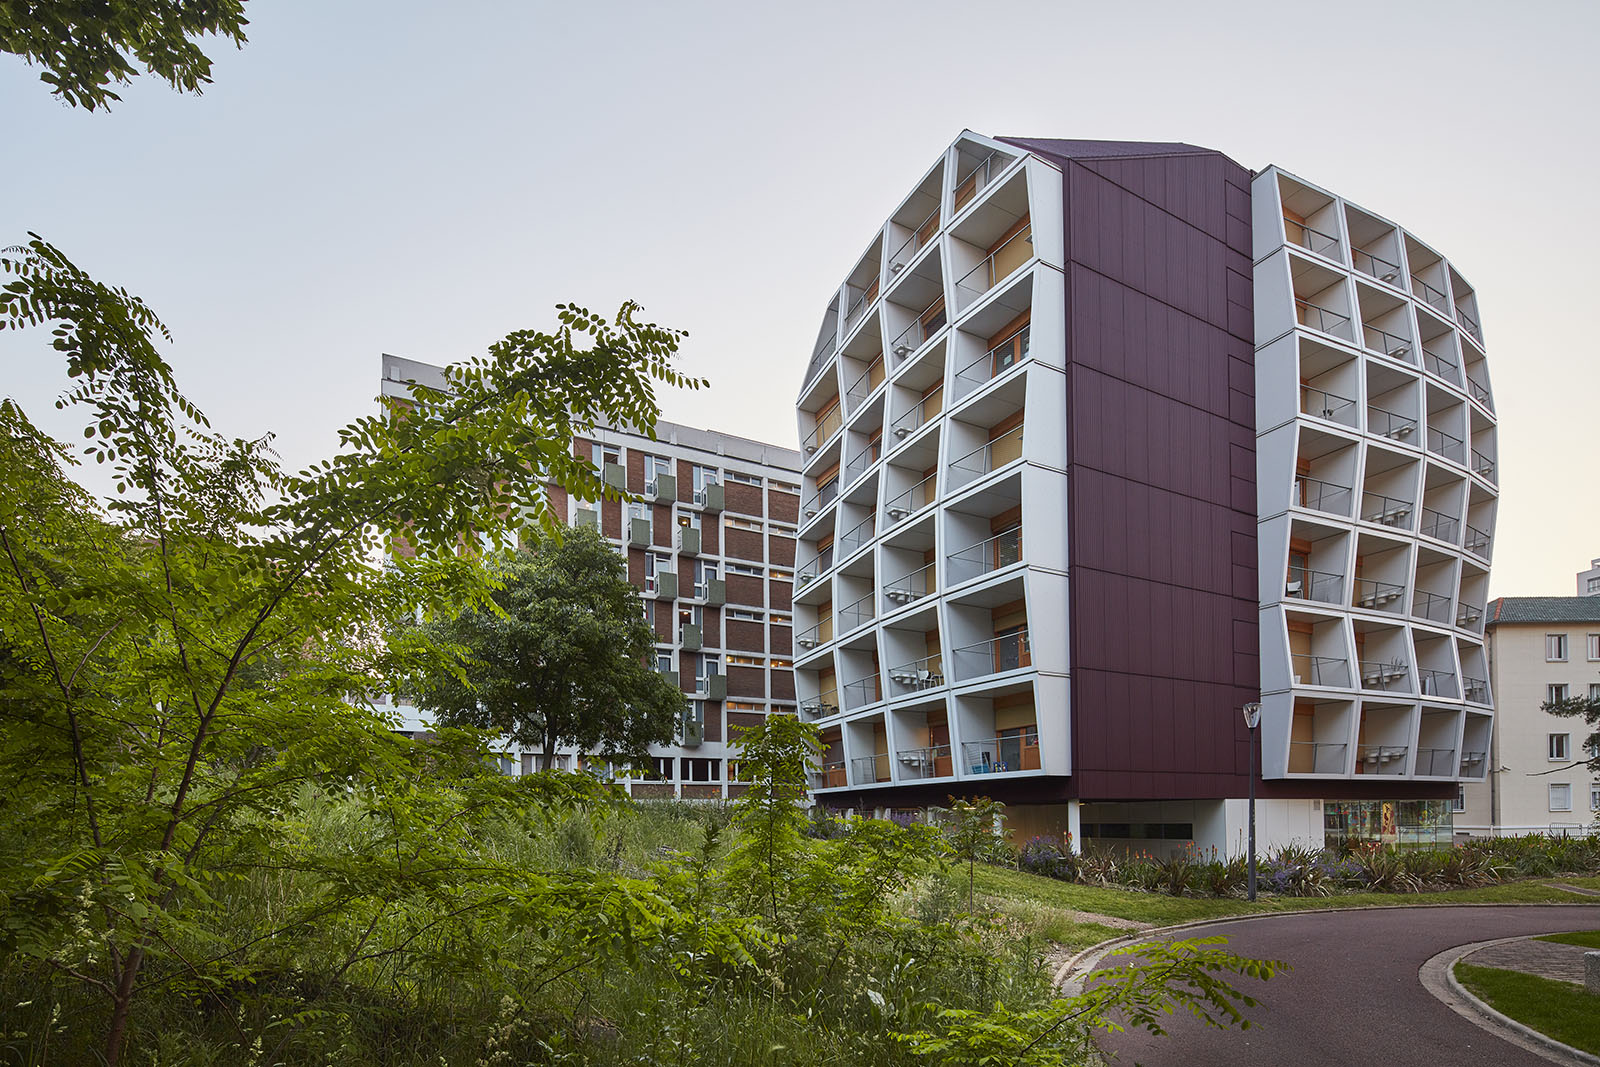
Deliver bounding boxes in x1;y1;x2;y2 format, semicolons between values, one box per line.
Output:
0;0;250;110
407;529;684;771
0;234;701;1065
1543;688;1600;783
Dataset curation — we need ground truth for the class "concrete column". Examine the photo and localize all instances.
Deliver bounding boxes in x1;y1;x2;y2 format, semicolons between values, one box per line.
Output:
1066;799;1082;854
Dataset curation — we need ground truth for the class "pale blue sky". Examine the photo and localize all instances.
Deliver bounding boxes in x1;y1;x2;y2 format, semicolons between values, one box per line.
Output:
2;0;1594;596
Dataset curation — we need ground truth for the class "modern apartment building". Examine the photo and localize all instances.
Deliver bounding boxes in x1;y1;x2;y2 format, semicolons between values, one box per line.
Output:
1457;598;1600;835
792;132;1498;854
380;354;803;800
1578;558;1600;597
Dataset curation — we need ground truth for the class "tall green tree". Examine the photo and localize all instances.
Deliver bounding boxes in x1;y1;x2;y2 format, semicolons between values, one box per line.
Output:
0;234;702;1066
1544;688;1600;787
408;528;684;772
0;0;250;110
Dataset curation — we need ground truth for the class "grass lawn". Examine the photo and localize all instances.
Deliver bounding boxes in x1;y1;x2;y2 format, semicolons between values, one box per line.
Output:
1538;929;1600;949
1555;875;1600;890
1454;963;1600;1055
975;866;1592;934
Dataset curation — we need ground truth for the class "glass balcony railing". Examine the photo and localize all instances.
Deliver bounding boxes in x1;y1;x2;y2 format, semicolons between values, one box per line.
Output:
801;688;840;718
1289;741;1349;774
797;545;834;585
890;397;936;441
1421;346;1459;382
952;629;1030;681
1352;248;1402;284
1285;215;1341;259
1419;507;1458;543
819;760;847;787
955;326;1031;393
850;753;892;784
1457;308;1483;344
1367;405;1417;442
890;298;947;359
1418;669;1457;699
794;620;828;652
837;592;875;633
1361;491;1413;528
1464;523;1491;557
950;425;1024;485
884;473;937;524
1353;577;1406;611
844;443;878;484
843;282;880;332
961;731;1039;775
1357;745;1410;775
801;407;843;454
953;151;1007;212
802;478;839;520
841;675;882;711
896;744;953;780
839;513;875;555
1456;602;1484;628
1359;660;1411;692
1286;568;1343;604
1411;275;1451;315
1291;654;1350;687
887;654;945;696
949;527;1023;584
1296;477;1353;516
1463;677;1490;704
1471;449;1496;483
845;362;884;406
1362;324;1412;361
1416;747;1459;776
1459;750;1487;775
1411;590;1453;624
889;206;940;269
1426;426;1465;464
953;226;1032;311
1295;298;1353;341
883;561;936;608
1466;375;1491;406
1302;386;1358;428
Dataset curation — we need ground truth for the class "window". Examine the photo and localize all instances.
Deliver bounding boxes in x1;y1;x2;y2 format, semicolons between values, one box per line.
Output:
726;562;763;577
627;501;649;525
1588;634;1600;661
772;481;800;494
727;608;763;621
1591;684;1600;702
681;757;721;783
645;455;673;483
1549;734;1570;761
678;604;703;630
693;559;718;598
725;517;763;532
726;470;763;486
771;612;792;625
1586;737;1600;759
602;447;620;466
679;511;701;532
648;756;674;782
1546;633;1569;661
991;323;1031;376
728;654;763;667
1453;786;1465;813
1549;684;1570;705
692;464;719;493
696;654;721;688
645;552;671;593
1592;785;1600;812
770;568;794;581
655;651;674;674
770;658;793;670
1549;783;1572;811
1589;576;1600;593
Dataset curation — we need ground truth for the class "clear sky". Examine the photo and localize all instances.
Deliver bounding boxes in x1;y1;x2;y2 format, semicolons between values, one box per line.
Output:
2;0;1594;597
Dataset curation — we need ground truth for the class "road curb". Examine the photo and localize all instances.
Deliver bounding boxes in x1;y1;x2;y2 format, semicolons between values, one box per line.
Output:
1052;900;1600;993
1420;937;1600;1067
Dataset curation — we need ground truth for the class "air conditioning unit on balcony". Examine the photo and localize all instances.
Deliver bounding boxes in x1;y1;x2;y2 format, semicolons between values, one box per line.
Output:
804;508;817;519
805;444;817;455
893;426;911;439
885;589;916;605
1380;270;1398;283
798;572;815;586
798;637;817;650
1285;580;1302;597
892;342;912;358
1389;344;1409;358
887;506;910;521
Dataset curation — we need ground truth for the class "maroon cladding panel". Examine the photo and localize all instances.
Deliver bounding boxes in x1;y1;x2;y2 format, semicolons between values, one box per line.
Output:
1010;141;1258;801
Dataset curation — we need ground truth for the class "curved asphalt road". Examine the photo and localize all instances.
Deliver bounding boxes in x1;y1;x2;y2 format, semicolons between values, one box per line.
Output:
1093;905;1600;1066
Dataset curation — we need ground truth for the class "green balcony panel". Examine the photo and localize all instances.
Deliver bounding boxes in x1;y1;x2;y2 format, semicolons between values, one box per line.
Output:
700;484;724;513
656;571;678;600
658;669;678;690
680;624;702;651
628;517;651;547
678;526;701;556
650;473;677;502
705;578;726;607
573;508;598;530
603;462;627;491
706;673;727;701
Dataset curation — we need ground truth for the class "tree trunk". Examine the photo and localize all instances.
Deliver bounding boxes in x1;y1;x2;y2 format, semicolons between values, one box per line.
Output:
105;944;146;1067
541;726;557;772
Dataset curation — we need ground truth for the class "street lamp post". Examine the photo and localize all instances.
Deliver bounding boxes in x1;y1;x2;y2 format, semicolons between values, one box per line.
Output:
1242;701;1262;902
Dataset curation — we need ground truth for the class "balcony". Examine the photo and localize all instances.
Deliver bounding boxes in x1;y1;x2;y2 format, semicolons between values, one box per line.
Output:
891;396;938;442
1421;344;1459;384
896;744;953;780
841;675;883;712
888;654;946;696
696;484;724;512
1415;746;1457;777
1457;307;1483;345
1295;477;1353;517
884;473;937;525
1367;406;1417;443
889;206;940;272
961;731;1040;774
952;629;1030;682
1352;247;1402;285
647;474;676;502
884;561;937;608
695;672;726;700
845;358;886;407
949;425;1024;488
650;571;678;600
705;578;726;607
801;687;840;719
1470;449;1496;483
1463;523;1491;558
949;528;1022;585
680;624;702;652
844;442;878;485
839;513;875;556
1295;298;1354;342
952;225;1032;313
1360;491;1412;528
801;403;844;456
1418;669;1457;699
953;150;1009;213
1285;215;1341;259
1357;745;1409;775
802;478;840;521
1459;750;1487;775
1411;590;1453;624
1285;569;1343;605
796;544;834;587
843;280;880;335
1411;274;1451;316
1419;507;1458;543
1463;676;1490;704
820;759;847;788
677;526;700;556
602;462;627;492
1465;374;1492;407
890;297;947;360
1291;654;1350;688
1353;577;1406;611
1456;602;1484;629
850;753;892;784
837;592;875;633
795;619;826;652
628;517;651;547
1362;323;1412;361
954;325;1030;399
1426;426;1465;465
1288;741;1348;774
1359;659;1410;692
1302;386;1358;428
573;507;598;531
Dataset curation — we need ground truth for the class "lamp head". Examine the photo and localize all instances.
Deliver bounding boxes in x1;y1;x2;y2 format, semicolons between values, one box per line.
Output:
1242;702;1263;729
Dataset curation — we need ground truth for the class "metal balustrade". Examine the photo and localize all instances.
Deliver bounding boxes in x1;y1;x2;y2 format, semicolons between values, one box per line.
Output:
883;561;937;608
1466;375;1491;405
896;744;953;779
1422;347;1459;381
889;206;940;270
843;284;879;331
796;544;834;585
795;619;826;651
1361;491;1413;527
953;226;1032;310
1456;602;1484;629
842;676;883;711
1368;406;1417;441
1296;298;1354;340
1457;308;1483;343
1296;477;1353;516
952;629;1030;681
1302;386;1358;427
839;514;876;555
1285;215;1342;258
1411;275;1451;314
844;443;877;483
1362;324;1412;360
1289;741;1349;774
1464;523;1491;557
1420;507;1459;543
1471;449;1496;482
1426;426;1465;464
961;731;1040;775
1286;569;1344;604
953;151;1006;211
954;327;1031;391
1463;677;1490;704
1352;248;1402;284
887;654;946;696
884;473;937;524
891;397;935;441
950;528;1023;583
1412;590;1453;623
850;753;892;784
1416;747;1458;776
890;297;946;359
801;409;842;455
1418;669;1458;698
1360;659;1411;692
800;688;840;718
837;592;875;633
802;478;840;519
1291;654;1351;687
845;362;883;405
1459;750;1487;774
1358;745;1410;775
950;424;1024;485
1354;577;1406;610
819;760;847;788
